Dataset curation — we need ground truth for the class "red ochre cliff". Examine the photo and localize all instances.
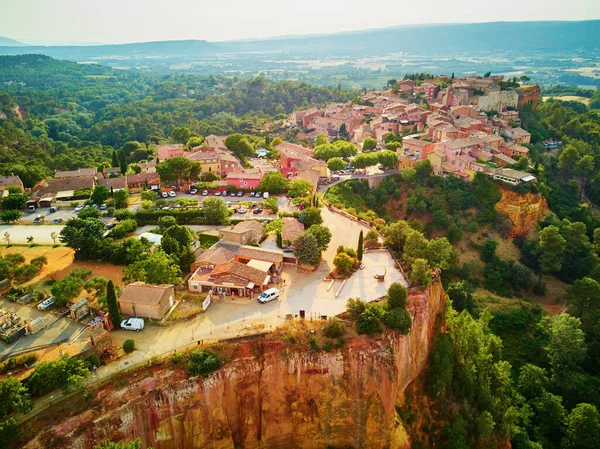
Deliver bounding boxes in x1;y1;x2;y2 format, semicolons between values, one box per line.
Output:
495;185;548;234
23;282;446;449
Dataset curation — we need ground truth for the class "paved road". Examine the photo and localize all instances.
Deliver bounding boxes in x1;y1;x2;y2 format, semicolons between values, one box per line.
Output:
0;298;85;360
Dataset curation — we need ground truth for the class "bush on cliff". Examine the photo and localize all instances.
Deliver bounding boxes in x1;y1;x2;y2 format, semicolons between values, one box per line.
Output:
384;308;412;334
188;349;221;377
356;304;384;335
323;318;345;338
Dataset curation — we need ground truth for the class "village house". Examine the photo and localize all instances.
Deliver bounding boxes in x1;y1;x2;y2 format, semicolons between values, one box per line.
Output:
226;169;263;190
0;175;24;193
126;172;161;192
281;217;304;245
219;221;265;245
187;148;222;175
117;283;175;321
499;143;529;159
102;167;121;178
491;168;537;185
277;142;328;178
157;144;184;161
97;176;127;191
29;176;96;207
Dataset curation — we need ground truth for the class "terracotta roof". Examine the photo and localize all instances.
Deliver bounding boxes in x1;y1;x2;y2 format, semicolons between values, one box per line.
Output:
97;177;127;190
0;175;23;189
226;169;264;181
32;176;95;197
210;261;268;286
126;172;160;185
220;220;265;235
196;246;236;265
54;168;97;179
275;142;315;159
237;246;283;264
205;135;227;150
282;217;304;243
118;283;174;306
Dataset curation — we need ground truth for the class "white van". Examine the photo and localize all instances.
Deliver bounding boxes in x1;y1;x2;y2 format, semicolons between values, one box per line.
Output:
121;318;145;331
257;287;280;304
262;192;269;199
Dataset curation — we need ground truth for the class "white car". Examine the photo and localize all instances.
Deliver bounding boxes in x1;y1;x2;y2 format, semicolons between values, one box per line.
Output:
214;191;221;196
168;191;176;198
190;189;198;195
257;288;280;304
121;318;145;331
161;192;168;198
74;205;83;212
202;190;208;196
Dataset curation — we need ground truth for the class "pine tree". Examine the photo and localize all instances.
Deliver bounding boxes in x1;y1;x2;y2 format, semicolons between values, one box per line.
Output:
357;230;364;262
111;150;119;168
106;280;122;328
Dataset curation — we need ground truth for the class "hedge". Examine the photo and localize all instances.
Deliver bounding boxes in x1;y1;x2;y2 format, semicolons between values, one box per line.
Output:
134;209;209;225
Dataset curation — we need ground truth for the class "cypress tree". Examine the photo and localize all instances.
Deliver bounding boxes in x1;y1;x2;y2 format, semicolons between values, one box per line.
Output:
357;230;364;262
106;280;122;328
111;150;119;168
118;149;128;174
276;231;283;248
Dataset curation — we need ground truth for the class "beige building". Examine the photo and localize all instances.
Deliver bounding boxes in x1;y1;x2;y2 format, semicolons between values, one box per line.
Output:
219;221;265;245
118;283;175;320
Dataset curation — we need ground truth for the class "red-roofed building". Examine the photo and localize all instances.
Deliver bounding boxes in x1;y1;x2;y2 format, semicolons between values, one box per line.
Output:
226;169;263;190
157;144;184;161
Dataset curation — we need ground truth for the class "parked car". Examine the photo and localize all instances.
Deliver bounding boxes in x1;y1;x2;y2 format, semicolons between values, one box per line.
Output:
161;192;168;198
257;288;280;304
222;191;228;197
255;191;262;197
168;191;176;198
283;246;294;253
185;189;190;194
49;206;58;213
74;205;83;212
253;208;262;214
214;191;221;196
33;215;44;224
237;191;243;197
237;208;248;214
202;190;208;196
106;223;116;230
162;206;171;210
121;318;145;332
263;192;269;199
52;217;63;224
100;203;108;210
37;297;55;311
190;188;198;195
27;205;36;213
249;192;255;197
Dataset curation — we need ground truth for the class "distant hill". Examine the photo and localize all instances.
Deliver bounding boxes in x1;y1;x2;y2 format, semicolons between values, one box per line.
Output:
215;20;600;55
0;36;27;47
0;39;216;60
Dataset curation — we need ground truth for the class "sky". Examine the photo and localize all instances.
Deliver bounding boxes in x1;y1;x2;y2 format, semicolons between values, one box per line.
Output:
2;0;600;45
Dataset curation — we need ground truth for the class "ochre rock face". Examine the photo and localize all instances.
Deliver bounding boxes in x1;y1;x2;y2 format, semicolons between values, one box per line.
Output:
495;185;548;234
24;283;445;449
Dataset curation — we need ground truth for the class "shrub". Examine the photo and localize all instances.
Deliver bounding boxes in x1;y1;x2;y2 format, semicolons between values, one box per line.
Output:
86;354;102;369
172;352;184;364
385;308;412;334
188;349;221;377
114;209;133;221
356;308;384;335
123;340;135;354
387;283;408;309
323;318;345;338
346;297;366;319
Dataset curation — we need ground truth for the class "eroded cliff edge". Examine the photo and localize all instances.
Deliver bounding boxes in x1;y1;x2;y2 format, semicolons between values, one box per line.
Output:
23;281;446;449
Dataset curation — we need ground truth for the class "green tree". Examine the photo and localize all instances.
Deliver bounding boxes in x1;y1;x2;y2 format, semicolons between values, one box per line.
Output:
415;160;433;182
157;215;177;232
351;153;379;169
384;308;412;333
186;135;204;149
113;188;130;209
201;197;230;225
298;207;323;228
123;249;183;285
315;133;328;146
111;150;119;168
0;377;33;419
293;232;320;266
172;126;192;144
356;305;384;335
123;339;135;353
446;281;473;313
480;238;498;263
357;230;364;262
1;192;28;210
90;185;110;205
27;354;88;396
162;224;193;248
538;225;566;282
51;272;85;307
188;349;221;377
156;156;193;189
105;280;121;328
327;157;346;171
567;277;600;331
387;282;408;309
117;149;128;175
557;144;580;181
306;224;332;251
362;137;377;151
258;171;290;193
276;231;283;248
288;180;313;197
225;133;254;157
0;209;21;223
410;258;432;287
540;314;586;384
141;189;158;202
377;150;399;168
563;403;600;449
425;237;453;270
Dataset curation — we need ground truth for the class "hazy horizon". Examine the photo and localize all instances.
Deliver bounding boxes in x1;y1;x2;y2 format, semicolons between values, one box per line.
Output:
2;0;600;46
